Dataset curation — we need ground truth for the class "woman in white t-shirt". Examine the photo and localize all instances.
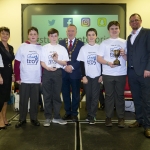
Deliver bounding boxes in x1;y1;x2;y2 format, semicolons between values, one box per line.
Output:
97;21;127;128
77;28;102;124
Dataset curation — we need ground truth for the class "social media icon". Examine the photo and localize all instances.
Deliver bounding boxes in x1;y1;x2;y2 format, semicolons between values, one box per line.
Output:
81;18;90;27
97;18;107;27
63;18;73;27
48;19;55;26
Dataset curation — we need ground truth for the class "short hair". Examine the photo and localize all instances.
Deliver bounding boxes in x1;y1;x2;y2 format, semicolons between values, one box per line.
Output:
86;28;97;36
67;24;77;30
0;27;10;34
107;21;120;30
28;27;38;34
129;13;142;20
47;28;59;36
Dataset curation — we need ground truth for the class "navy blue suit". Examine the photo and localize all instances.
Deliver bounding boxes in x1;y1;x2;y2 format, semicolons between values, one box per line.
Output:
127;28;150;129
59;38;84;116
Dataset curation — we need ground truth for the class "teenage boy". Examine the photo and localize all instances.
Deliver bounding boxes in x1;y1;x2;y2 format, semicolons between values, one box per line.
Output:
77;28;102;124
41;28;69;126
14;27;42;128
97;21;127;128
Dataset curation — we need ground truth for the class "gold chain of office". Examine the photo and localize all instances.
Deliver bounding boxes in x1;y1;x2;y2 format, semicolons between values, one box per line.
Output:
65;39;78;60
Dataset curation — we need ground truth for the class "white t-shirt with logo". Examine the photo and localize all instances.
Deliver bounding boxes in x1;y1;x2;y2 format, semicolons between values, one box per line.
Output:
15;43;42;83
97;38;127;76
41;43;69;68
77;43;101;78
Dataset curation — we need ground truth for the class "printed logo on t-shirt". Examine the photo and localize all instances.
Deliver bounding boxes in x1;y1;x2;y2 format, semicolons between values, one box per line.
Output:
87;54;96;65
27;53;39;65
48;55;56;65
110;45;122;58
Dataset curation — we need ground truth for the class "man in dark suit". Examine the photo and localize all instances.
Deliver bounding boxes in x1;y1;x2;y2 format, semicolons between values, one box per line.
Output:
59;24;84;122
127;13;150;138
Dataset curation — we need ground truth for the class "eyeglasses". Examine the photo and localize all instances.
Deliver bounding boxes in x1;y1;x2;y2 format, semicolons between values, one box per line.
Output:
130;19;141;23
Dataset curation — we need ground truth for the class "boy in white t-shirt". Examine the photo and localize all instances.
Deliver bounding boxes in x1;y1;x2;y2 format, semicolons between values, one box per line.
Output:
14;27;42;128
77;28;102;124
41;28;69;126
97;21;127;128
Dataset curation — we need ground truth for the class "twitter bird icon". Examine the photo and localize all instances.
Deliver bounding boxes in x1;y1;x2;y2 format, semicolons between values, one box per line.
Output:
48;19;55;26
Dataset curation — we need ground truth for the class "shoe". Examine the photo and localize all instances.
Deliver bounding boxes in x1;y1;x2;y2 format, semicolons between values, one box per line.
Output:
5;123;11;126
52;118;67;125
31;120;40;126
144;129;150;138
105;117;112;127
40;106;44;112
72;116;78;122
85;115;91;121
80;95;84;101
89;116;95;125
62;114;72;120
118;118;125;128
15;120;26;128
128;121;142;128
0;126;6;130
43;119;51;127
99;104;105;110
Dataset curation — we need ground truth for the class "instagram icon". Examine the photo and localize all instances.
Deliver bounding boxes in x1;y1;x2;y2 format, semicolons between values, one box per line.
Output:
81;18;90;27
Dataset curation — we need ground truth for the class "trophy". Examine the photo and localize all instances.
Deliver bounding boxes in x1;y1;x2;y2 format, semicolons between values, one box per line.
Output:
113;50;120;65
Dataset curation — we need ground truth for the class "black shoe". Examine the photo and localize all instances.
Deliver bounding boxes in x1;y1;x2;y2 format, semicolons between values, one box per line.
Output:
15;120;26;128
105;117;112;127
118;118;125;128
99;104;105;110
0;126;6;130
85;115;91;121
5;123;11;126
40;106;44;112
31;120;40;126
72;116;78;122
62;114;72;120
144;129;150;138
80;95;84;102
128;121;142;128
89;116;95;125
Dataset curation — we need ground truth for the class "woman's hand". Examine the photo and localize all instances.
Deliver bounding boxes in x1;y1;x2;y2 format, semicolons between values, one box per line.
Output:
12;75;15;82
0;76;3;84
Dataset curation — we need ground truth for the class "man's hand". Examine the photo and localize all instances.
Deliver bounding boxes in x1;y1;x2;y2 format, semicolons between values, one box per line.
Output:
98;76;103;83
47;67;57;72
144;70;150;78
82;76;88;84
64;65;73;73
120;49;125;56
16;80;21;85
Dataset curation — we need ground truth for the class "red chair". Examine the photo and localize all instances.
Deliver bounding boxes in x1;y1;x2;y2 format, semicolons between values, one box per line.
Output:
124;76;132;99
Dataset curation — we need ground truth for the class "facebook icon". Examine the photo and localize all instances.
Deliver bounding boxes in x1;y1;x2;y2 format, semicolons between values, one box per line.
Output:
63;18;73;27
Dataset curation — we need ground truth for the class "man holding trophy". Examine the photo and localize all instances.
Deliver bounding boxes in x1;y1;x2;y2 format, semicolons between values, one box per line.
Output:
97;21;127;128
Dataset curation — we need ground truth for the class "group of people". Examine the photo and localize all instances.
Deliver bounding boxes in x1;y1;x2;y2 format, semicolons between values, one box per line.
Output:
0;13;150;138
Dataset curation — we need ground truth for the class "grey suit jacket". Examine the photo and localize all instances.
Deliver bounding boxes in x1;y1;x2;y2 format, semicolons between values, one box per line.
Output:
127;28;150;76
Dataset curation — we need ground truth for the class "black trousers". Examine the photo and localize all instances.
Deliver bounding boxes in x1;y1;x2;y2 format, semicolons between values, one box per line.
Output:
128;68;150;129
84;76;100;117
19;83;40;121
103;75;126;119
42;69;62;119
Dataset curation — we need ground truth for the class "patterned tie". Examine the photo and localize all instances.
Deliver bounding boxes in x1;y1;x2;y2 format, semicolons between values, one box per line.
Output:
69;40;72;51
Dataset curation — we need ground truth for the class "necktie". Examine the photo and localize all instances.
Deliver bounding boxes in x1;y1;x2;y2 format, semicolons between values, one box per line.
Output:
69;40;72;51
